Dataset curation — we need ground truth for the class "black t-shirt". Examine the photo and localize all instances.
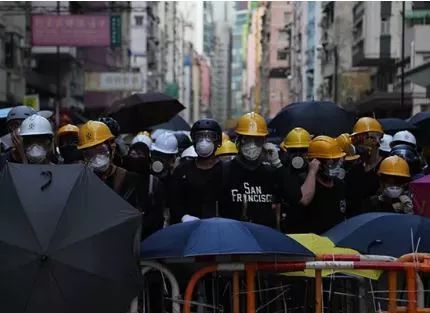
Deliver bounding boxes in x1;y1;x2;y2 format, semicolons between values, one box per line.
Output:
220;159;302;228
280;169;308;233
345;162;380;217
170;159;223;223
105;167;144;209
301;177;346;235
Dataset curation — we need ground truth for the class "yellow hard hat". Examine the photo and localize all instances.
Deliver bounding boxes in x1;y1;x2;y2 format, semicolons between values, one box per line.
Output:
78;121;114;150
378;155;410;178
336;133;360;161
222;132;230;142
235;112;268;137
57;124;79;137
308;135;346;159
352;117;383;136
281;127;311;150
215;140;238;156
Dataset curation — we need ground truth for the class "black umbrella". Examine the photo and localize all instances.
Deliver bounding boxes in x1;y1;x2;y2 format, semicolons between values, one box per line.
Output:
107;92;185;133
378;118;415;135
268;101;355;138
0;163;141;313
408;112;430;145
150;115;190;132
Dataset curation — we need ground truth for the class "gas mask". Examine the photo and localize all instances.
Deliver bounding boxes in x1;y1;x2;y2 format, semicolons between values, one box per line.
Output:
240;137;264;162
286;149;308;170
88;154;110;173
383;186;403;199
353;133;381;158
26;144;48;164
195;138;215;158
321;159;343;178
219;155;236;162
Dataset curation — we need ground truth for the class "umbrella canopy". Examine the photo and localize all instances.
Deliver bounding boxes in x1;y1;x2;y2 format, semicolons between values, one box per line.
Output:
284;234;381;280
141;218;313;260
410;175;430;217
268;101;355;138
107;92;185;133
408;112;430;145
378;118;415;135
0;163;141;313
150;115;190;132
324;213;430;257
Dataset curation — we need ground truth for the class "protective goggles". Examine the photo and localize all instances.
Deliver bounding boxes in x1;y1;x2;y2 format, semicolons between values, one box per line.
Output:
192;130;219;142
239;136;265;147
82;143;110;160
352;132;382;146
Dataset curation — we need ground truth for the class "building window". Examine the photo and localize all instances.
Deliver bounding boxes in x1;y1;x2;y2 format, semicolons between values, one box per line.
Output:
284;11;290;23
278;30;289;42
134;15;143;26
277;50;288;60
381;18;390;35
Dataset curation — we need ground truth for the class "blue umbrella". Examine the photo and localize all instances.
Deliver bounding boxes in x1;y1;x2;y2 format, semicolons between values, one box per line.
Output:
324;213;430;257
141;218;313;260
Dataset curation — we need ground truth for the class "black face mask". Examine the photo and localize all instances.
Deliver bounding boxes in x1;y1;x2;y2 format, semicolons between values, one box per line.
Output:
59;145;82;164
123;156;150;175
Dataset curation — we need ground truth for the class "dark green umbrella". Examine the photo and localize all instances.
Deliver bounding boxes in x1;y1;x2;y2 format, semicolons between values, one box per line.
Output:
0;164;141;313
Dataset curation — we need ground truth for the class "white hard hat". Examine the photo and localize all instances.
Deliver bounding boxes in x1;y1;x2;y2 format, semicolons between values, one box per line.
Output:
181;145;198;158
131;134;152;149
151;132;178;154
391;130;416;148
379;134;393;153
151;129;167;140
19;115;53;137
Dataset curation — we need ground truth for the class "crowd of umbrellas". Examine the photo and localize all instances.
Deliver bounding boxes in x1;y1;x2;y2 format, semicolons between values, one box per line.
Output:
2;92;430;312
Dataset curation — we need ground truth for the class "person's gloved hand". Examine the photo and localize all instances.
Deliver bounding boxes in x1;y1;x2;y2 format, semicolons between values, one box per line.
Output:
263;143;282;168
181;214;200;223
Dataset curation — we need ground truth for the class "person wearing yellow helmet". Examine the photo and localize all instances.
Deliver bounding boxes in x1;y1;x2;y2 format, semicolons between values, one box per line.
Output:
299;135;347;234
57;124;82;164
365;156;413;214
215;139;238;161
347;117;384;217
78;121;144;209
218;112;319;228
280;127;312;173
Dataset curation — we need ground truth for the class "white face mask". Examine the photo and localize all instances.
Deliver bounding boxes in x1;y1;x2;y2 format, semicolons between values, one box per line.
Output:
88;154;110;173
241;142;263;161
383;186;403;199
26;144;48;164
195;138;214;158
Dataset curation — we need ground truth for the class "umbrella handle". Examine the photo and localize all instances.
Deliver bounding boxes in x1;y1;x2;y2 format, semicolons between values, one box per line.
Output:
40;171;52;191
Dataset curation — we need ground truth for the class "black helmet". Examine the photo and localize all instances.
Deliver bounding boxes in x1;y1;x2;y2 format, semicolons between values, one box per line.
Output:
190;118;222;144
7;106;36;123
98;117;120;137
390;144;422;175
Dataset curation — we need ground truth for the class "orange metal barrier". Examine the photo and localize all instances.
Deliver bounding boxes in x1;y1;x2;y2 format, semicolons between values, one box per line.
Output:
182;254;430;313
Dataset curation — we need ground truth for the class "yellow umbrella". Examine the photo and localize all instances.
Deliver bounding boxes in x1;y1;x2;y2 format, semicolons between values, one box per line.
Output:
285;234;382;280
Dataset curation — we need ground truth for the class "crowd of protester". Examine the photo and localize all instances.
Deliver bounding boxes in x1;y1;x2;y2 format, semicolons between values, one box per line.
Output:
1;105;428;239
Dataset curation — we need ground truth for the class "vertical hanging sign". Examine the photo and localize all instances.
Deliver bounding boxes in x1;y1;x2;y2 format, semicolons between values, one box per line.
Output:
110;15;121;47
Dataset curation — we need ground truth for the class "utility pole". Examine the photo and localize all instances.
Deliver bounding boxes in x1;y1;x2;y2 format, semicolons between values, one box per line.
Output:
55;1;60;128
401;1;405;109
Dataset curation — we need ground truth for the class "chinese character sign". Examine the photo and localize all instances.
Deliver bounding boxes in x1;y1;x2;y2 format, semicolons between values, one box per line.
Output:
32;15;110;46
84;72;143;91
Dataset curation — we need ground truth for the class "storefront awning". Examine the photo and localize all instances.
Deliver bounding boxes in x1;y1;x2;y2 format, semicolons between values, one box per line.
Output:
404;61;430;88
